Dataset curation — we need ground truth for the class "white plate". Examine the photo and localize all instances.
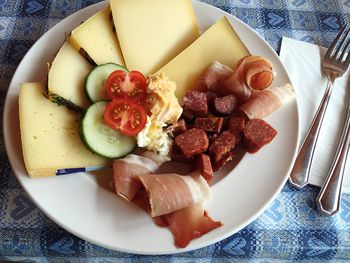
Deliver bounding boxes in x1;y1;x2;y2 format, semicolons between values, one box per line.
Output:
3;0;299;255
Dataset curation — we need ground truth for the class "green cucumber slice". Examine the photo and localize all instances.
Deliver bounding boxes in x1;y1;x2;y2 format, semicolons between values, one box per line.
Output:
85;63;128;103
80;101;136;159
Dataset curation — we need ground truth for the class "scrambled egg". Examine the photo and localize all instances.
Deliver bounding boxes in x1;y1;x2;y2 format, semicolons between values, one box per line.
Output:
137;73;182;155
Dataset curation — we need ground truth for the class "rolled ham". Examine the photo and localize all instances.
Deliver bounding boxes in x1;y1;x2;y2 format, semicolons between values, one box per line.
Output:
136;172;211;217
223;56;274;101
111;153;222;248
163;203;222;248
240;83;295;119
112;152;169;201
195;61;233;91
243;56;274;90
222;58;251;101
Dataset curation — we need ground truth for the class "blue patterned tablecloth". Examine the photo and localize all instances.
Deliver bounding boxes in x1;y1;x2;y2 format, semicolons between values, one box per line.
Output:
1;0;350;262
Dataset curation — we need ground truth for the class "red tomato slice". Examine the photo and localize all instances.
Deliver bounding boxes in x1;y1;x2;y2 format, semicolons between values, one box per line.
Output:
104;98;147;137
106;70;147;102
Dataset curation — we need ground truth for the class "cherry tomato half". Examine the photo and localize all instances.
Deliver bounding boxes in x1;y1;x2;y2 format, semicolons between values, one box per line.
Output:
106;70;147;103
104;98;147;137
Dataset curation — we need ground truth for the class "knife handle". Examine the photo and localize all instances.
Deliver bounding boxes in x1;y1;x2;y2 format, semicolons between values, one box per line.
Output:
316;99;350;215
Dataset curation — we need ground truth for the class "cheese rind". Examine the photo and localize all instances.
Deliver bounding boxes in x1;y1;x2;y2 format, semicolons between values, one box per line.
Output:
48;41;93;109
157;17;250;101
19;83;109;178
109;0;199;75
70;7;125;66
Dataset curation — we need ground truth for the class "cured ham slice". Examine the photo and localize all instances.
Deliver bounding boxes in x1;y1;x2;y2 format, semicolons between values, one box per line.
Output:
240;84;295;119
223;56;274;101
111;153;222;248
243;56;274;90
163;203;222;248
223;58;251;101
195;61;233;91
112;152;169;201
136;172;211;217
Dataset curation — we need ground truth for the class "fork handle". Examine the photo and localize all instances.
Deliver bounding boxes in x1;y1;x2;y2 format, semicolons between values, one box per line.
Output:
316;97;350;215
289;78;335;188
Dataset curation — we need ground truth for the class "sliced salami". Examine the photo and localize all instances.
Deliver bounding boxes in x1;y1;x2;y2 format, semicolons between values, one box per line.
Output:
193;117;223;133
212;152;234;172
183;91;208;117
243;119;277;153
204;90;219;104
214;95;237;115
208;131;236;164
171;145;194;163
227;115;246;142
166;119;187;138
175;128;209;158
193;153;214;183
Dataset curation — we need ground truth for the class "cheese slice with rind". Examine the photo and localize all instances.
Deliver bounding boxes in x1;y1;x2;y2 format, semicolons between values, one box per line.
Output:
109;0;199;75
48;41;93;110
70;7;125;66
19;83;110;178
157;17;250;101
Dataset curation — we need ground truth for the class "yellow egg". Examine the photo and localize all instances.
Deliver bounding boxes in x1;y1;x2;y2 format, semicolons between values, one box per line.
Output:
136;73;182;156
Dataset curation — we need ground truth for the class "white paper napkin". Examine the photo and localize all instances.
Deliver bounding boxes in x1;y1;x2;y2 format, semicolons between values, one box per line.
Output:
280;37;350;193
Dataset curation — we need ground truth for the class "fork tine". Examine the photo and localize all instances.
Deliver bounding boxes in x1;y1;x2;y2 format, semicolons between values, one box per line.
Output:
337;25;350;60
328;25;350;58
342;40;350;63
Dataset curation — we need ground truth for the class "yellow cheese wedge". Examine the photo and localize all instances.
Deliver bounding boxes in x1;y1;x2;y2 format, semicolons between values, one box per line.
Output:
48;41;93;110
157;17;250;101
19;83;110;178
109;0;199;75
70;7;125;66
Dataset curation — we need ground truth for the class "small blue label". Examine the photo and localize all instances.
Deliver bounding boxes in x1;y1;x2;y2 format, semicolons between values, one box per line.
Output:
55;166;108;176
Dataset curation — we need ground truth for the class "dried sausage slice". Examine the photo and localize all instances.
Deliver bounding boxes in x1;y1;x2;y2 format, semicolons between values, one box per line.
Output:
175;128;209;158
193;117;223;133
204;90;219;104
208;131;236;164
227;115;246;142
214;95;237;115
171;145;194;163
212;152;234;172
243;119;277;153
193;154;214;183
183;91;208;117
166;119;187;138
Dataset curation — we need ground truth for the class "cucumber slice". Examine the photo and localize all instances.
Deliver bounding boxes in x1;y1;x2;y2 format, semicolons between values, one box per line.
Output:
80;101;136;159
85;63;128;103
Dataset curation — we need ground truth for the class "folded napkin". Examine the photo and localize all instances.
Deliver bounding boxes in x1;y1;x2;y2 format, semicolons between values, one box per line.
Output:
280;37;350;193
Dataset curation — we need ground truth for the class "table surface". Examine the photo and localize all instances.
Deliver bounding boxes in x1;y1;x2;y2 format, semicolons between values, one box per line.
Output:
1;0;350;262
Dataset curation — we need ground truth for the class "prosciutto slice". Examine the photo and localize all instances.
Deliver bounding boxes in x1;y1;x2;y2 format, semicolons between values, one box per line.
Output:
112;152;169;201
240;83;295;119
195;61;233;91
243;56;274;90
136;172;211;217
222;58;251;101
112;153;222;248
163;203;222;248
223;56;274;101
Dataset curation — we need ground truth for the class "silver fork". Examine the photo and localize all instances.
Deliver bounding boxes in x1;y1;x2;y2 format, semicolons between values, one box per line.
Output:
289;25;350;189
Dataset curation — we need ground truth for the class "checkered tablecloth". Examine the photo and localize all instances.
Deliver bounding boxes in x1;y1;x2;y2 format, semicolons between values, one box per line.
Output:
1;0;350;262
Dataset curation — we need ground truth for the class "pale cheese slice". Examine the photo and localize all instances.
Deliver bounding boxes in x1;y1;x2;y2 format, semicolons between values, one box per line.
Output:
109;0;199;75
48;41;93;110
19;83;110;178
157;17;250;101
70;7;125;66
